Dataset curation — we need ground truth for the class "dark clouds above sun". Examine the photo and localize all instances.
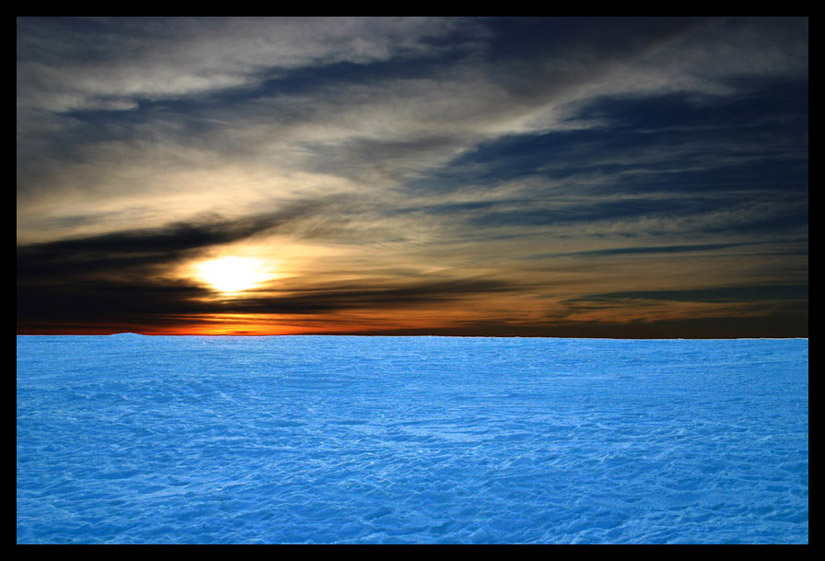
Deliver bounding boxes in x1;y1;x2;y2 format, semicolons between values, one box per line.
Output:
17;17;808;337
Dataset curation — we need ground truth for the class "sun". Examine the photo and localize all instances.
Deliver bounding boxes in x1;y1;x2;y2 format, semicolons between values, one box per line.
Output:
194;256;271;294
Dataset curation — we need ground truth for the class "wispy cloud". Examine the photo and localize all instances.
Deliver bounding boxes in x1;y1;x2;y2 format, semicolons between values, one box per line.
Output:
17;17;476;113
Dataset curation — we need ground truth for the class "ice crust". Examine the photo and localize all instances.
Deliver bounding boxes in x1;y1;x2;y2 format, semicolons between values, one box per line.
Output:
17;336;808;544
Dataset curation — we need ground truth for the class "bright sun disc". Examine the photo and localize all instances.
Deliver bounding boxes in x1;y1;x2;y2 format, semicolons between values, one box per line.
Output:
195;256;270;294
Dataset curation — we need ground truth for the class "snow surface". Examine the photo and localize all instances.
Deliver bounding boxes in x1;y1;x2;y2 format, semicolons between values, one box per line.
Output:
17;336;808;544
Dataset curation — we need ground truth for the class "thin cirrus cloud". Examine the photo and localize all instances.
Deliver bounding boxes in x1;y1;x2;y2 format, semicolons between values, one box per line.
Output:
16;17;473;113
16;17;808;336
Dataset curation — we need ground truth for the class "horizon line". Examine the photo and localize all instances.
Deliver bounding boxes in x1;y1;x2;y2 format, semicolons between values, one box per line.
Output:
15;332;809;341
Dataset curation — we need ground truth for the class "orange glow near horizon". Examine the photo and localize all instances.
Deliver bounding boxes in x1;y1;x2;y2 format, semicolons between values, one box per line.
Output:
16;308;495;337
143;312;461;336
15;278;806;338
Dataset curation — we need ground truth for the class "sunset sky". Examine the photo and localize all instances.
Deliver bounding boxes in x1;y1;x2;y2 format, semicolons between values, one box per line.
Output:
17;17;808;337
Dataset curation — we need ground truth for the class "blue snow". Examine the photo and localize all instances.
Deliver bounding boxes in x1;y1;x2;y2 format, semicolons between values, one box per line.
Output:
16;335;808;544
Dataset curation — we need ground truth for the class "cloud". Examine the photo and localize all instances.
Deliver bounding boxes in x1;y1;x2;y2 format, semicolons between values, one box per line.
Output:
18;18;807;207
18;241;519;330
17;197;353;279
567;285;808;305
547;241;761;258
17;17;477;113
210;278;518;315
17;197;522;331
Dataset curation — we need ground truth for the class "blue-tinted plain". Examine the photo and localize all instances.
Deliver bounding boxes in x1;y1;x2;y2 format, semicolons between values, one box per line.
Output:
17;335;808;544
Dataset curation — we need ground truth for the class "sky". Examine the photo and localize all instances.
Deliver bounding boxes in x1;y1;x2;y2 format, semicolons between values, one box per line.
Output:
16;17;808;337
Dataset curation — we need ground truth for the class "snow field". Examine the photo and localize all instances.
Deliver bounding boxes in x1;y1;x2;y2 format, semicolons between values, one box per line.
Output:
17;336;808;543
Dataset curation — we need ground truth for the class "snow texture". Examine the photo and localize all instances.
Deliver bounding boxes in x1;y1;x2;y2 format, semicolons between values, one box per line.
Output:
17;336;808;544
